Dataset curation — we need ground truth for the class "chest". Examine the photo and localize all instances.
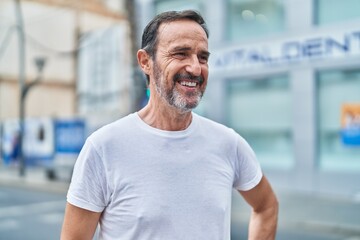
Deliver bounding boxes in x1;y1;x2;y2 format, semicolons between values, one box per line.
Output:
106;147;235;228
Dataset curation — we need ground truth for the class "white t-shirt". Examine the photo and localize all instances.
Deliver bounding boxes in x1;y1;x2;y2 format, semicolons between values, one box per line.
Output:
67;112;262;240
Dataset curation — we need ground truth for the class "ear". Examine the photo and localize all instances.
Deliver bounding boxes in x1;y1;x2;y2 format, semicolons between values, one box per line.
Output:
137;49;152;75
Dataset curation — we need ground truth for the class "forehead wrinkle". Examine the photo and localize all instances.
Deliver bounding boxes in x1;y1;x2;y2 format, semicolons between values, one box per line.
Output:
164;35;208;53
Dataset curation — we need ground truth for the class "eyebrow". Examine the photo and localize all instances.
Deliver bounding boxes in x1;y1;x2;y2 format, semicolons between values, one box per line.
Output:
171;46;211;57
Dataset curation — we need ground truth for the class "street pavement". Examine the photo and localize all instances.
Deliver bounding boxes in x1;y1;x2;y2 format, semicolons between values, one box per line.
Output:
0;185;66;240
0;165;69;194
1;165;360;240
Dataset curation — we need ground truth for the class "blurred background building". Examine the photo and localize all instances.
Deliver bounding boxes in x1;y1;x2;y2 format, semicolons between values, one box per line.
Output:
135;0;360;197
0;0;133;123
0;0;135;175
0;0;360;198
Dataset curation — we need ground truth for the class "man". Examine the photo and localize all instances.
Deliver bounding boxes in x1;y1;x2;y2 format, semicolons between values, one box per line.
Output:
61;10;278;240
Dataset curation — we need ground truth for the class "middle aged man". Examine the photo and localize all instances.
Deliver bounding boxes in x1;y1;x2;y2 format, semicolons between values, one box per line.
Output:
61;10;278;240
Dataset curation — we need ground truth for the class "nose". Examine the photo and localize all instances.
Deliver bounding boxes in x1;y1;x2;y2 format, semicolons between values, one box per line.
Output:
185;55;201;76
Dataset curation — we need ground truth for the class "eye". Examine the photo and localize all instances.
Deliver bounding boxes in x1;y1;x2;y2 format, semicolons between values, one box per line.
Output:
198;54;209;64
173;52;187;58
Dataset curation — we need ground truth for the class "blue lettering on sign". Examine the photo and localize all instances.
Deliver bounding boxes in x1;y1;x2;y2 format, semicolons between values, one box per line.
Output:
282;41;301;61
325;35;350;54
215;49;245;68
213;30;360;70
352;31;360;45
248;50;261;62
303;38;323;57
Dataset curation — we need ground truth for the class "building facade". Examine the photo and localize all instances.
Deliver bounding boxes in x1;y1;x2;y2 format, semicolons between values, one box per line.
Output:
135;0;360;196
0;0;132;169
0;0;131;122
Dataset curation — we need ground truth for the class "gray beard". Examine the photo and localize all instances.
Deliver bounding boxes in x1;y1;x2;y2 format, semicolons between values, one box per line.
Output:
153;63;204;112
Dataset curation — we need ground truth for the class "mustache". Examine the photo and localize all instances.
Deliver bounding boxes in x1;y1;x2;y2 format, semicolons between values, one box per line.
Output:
174;73;204;84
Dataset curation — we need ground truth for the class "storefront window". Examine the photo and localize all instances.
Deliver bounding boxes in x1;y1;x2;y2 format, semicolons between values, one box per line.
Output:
315;0;360;25
226;75;293;170
317;69;360;172
154;0;203;14
227;0;285;42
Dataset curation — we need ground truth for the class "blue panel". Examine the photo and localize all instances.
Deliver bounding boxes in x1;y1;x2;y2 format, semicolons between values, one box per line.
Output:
55;119;86;153
341;128;360;146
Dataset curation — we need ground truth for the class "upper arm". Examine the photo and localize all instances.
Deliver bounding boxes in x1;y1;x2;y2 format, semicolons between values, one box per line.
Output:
61;202;102;240
239;175;278;212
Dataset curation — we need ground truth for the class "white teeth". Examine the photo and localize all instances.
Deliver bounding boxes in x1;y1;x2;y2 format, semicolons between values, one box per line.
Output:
180;81;197;87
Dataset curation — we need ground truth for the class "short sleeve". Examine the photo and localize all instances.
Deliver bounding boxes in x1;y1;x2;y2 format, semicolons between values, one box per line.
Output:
67;139;110;212
233;135;263;191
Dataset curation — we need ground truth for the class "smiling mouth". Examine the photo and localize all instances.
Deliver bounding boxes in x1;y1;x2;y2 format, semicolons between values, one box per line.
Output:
180;81;197;87
174;73;203;88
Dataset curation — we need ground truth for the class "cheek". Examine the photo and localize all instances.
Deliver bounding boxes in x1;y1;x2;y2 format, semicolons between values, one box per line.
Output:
164;65;179;83
164;71;174;87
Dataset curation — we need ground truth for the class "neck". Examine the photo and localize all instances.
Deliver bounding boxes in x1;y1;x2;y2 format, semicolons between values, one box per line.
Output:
138;100;193;131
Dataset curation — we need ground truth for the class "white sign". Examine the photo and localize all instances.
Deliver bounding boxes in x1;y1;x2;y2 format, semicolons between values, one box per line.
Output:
1;118;54;166
210;27;360;71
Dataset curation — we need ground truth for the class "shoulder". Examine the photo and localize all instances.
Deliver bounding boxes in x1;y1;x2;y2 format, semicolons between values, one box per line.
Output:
193;113;253;152
193;113;237;138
